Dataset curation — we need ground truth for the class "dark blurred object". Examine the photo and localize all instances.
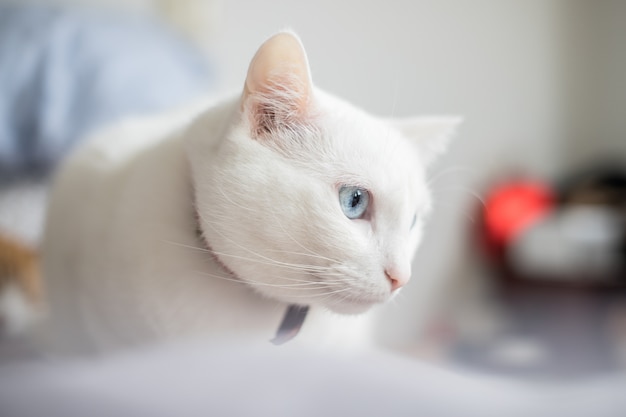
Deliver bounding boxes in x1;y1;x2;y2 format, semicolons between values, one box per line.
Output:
455;165;626;378
482;167;626;284
560;165;626;209
0;4;212;179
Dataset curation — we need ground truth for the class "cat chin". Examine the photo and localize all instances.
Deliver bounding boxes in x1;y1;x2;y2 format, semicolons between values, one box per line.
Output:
323;298;381;316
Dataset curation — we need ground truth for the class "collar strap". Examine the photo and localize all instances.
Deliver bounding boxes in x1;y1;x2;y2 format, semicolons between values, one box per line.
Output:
271;304;309;345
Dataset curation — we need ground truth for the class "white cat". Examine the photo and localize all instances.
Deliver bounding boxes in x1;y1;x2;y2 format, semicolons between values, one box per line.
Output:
39;32;460;355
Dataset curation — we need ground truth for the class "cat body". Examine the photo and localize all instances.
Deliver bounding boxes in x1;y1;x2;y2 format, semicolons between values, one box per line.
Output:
39;33;459;354
41;100;369;353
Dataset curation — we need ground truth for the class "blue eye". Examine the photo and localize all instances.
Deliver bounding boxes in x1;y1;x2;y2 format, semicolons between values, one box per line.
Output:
410;213;417;230
339;186;370;219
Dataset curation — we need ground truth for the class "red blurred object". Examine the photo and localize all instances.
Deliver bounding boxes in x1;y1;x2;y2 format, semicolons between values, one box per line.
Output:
483;181;555;251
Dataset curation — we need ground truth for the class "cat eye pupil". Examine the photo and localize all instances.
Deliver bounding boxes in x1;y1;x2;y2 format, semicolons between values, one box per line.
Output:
339;185;370;220
351;190;362;208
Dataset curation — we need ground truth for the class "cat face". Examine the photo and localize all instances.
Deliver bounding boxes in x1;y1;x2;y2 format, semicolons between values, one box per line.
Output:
187;33;459;314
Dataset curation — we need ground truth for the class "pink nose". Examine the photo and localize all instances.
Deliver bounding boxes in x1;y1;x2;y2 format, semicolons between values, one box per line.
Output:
385;268;410;292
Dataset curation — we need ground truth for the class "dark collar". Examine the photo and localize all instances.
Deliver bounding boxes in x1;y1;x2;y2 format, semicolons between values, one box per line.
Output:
270;305;309;345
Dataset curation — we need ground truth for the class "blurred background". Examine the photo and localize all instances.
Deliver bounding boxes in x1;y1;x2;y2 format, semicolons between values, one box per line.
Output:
0;0;625;378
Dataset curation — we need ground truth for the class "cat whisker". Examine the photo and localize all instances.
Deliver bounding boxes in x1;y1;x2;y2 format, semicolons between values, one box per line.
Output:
193;270;341;290
293;287;354;299
265;249;339;263
215;184;257;213
158;245;368;303
430;182;486;224
161;240;211;253
387;289;406;308
196;213;343;274
270;212;342;265
427;165;476;188
209;250;339;273
163;239;346;282
432;201;479;224
314;287;375;305
435;185;485;209
201;186;349;258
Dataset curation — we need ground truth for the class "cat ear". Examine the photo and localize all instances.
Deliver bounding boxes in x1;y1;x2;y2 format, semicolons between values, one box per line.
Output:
241;31;313;138
392;116;462;166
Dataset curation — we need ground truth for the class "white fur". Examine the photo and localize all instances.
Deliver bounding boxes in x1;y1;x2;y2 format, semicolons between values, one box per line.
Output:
38;33;459;355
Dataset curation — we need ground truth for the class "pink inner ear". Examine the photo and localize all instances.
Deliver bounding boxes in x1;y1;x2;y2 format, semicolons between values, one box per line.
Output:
245;74;310;137
241;32;313;137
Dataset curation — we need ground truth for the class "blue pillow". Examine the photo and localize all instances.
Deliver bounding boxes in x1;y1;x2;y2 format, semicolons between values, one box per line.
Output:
0;5;212;178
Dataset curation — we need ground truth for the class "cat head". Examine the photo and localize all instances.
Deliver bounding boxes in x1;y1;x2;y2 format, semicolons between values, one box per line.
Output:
186;32;460;314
